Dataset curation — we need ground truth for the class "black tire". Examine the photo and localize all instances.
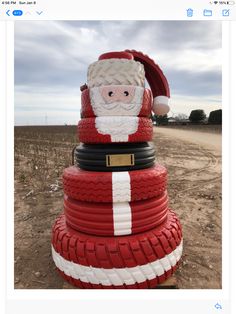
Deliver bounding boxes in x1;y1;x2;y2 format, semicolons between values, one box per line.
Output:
75;142;156;171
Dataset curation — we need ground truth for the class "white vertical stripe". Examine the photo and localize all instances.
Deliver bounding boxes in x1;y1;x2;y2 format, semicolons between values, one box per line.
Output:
112;172;132;235
113;202;132;235
112;172;131;202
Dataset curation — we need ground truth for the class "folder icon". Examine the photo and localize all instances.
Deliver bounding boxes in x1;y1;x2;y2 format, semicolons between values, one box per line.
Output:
203;9;212;16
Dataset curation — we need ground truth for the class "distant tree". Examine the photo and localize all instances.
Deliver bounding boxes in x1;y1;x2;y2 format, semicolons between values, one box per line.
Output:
155;114;168;126
152;114;169;126
189;109;206;123
208;109;222;124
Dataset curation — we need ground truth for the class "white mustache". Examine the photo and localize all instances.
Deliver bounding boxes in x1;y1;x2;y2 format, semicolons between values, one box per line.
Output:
100;102;137;111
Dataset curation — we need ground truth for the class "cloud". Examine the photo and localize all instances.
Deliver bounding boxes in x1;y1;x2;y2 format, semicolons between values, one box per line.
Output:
14;21;222;125
167;68;222;96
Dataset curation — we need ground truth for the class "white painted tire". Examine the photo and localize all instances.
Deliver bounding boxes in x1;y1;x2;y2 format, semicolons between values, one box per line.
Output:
87;59;145;88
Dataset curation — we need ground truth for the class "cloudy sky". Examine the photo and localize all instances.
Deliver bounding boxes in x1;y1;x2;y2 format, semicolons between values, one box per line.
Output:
14;21;222;125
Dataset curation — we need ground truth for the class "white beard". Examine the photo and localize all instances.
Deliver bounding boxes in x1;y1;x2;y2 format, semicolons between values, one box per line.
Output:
95;116;139;142
90;86;144;116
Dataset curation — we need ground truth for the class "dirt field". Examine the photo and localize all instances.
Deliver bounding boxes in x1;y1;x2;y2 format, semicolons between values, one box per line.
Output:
14;125;222;289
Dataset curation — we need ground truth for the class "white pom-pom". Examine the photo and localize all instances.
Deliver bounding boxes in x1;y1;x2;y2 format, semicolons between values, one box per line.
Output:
153;96;170;115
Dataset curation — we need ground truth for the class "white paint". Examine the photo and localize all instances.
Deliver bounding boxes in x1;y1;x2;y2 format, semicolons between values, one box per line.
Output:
153;96;170;115
95;116;139;142
154;95;169;106
112;172;132;235
87;59;145;88
90;86;144;116
112;172;131;202
112;202;132;235
51;239;183;286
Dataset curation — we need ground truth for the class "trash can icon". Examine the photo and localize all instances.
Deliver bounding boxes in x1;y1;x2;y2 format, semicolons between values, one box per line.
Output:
186;8;193;17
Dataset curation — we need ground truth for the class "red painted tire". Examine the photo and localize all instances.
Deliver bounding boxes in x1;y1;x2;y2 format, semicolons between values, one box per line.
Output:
51;210;183;289
77;117;153;144
64;192;168;236
125;49;170;100
81;88;152;118
99;51;133;60
63;164;167;203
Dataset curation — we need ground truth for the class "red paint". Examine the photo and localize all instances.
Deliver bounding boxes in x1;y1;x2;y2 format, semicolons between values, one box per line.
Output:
77;117;153;144
99;51;133;61
63;166;113;202
52;211;182;268
125;49;170;99
63;164;167;203
64;193;169;236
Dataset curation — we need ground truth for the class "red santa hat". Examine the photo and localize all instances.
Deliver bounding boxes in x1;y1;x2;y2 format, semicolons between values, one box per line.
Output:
87;50;170;116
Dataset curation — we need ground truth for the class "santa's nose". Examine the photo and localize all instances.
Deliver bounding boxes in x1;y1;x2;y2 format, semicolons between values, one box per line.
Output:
100;86;135;103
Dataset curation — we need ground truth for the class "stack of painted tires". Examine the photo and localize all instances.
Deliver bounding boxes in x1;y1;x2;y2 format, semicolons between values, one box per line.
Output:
51;50;183;289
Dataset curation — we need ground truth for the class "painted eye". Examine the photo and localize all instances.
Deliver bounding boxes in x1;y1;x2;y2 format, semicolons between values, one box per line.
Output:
124;91;129;96
108;91;114;97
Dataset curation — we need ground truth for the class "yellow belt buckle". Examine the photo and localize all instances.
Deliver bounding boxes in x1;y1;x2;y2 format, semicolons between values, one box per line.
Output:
106;154;135;167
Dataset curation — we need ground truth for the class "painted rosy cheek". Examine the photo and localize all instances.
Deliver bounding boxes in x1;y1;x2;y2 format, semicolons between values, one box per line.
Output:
101;88;118;103
121;87;135;103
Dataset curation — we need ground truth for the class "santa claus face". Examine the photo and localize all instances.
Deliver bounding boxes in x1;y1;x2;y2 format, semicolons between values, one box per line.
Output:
89;85;144;116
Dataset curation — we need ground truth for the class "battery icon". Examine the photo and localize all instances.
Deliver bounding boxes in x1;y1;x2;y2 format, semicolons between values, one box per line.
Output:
227;1;235;4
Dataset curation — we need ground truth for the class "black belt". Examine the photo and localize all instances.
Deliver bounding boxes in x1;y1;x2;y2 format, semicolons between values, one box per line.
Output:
75;142;156;172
